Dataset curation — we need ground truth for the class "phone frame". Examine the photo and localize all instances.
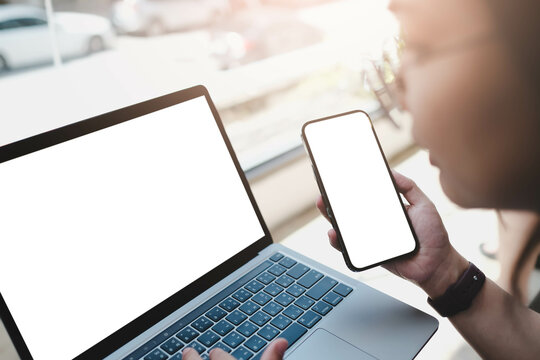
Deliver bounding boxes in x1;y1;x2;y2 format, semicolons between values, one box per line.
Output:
301;110;419;272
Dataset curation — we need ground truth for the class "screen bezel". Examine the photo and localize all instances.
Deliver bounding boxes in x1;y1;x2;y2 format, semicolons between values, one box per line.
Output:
0;85;273;360
301;110;419;272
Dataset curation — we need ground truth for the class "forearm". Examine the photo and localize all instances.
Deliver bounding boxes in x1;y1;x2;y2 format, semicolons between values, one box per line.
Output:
422;251;540;359
449;279;540;360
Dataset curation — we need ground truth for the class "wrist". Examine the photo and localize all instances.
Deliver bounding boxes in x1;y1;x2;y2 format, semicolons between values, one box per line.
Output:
420;249;469;298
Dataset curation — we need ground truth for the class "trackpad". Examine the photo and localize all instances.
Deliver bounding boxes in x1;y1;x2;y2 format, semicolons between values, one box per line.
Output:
286;328;377;360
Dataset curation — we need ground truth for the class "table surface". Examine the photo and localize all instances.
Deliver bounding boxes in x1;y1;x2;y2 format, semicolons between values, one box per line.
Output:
0;150;499;360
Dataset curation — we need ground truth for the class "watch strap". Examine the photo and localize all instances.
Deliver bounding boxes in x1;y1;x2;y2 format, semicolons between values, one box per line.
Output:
427;262;485;317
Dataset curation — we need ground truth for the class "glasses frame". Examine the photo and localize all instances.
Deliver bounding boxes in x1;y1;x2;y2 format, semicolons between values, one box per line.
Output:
365;32;497;128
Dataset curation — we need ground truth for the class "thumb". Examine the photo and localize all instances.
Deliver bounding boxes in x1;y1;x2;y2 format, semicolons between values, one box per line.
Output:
391;170;432;207
260;338;288;360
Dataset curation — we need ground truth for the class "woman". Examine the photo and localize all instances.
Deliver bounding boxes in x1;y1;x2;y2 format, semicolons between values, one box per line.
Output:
184;0;540;358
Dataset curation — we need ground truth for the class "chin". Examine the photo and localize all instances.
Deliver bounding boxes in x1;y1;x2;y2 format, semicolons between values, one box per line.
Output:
438;172;483;209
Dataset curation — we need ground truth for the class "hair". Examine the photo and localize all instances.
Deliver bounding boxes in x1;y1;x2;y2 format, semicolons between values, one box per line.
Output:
486;0;540;97
487;0;540;305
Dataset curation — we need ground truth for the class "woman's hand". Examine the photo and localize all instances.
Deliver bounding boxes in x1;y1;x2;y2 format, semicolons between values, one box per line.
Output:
181;338;287;360
317;170;468;298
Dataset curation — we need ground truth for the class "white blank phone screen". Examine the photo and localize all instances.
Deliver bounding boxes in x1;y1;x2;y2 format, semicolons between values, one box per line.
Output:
304;112;416;269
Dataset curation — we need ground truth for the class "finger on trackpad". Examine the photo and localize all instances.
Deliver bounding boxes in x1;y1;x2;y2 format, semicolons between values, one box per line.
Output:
285;328;377;360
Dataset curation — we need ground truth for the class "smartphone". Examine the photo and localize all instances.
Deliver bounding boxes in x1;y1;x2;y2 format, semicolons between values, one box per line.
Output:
301;110;418;272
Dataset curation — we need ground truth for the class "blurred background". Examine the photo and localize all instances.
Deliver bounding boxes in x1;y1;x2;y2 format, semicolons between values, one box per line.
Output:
0;0;403;235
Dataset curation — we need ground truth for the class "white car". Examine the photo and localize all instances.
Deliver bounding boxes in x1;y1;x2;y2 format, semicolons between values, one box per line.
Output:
0;5;115;72
112;0;230;36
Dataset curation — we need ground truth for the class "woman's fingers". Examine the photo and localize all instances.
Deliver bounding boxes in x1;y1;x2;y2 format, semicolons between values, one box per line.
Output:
260;338;288;360
316;196;331;222
316;197;341;251
328;229;341;251
183;348;203;360
391;170;432;207
206;339;288;360
208;348;235;360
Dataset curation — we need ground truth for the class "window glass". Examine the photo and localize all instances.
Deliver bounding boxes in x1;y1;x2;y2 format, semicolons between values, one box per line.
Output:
0;0;398;170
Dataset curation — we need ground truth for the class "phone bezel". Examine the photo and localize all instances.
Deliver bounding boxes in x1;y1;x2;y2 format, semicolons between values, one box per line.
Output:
301;110;419;272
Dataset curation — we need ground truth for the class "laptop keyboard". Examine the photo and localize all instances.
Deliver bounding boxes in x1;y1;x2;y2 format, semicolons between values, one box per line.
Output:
124;253;353;360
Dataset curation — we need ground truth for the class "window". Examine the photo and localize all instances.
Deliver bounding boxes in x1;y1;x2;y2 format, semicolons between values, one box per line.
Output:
1;0;399;170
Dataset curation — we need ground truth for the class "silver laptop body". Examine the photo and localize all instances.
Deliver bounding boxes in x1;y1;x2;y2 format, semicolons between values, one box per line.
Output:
0;86;437;360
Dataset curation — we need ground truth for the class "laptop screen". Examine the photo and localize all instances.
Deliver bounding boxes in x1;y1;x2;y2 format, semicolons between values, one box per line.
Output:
0;95;265;360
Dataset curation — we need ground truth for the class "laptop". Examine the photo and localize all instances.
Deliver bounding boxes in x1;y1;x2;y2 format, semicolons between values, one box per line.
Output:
0;85;438;360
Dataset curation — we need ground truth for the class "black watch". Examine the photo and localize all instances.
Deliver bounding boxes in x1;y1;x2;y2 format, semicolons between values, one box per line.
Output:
427;262;486;317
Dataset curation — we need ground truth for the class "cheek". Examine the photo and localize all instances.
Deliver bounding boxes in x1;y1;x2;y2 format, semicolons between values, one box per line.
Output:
405;60;466;154
403;54;507;207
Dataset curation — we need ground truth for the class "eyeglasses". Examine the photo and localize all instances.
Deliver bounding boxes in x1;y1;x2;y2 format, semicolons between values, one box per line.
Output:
364;32;496;127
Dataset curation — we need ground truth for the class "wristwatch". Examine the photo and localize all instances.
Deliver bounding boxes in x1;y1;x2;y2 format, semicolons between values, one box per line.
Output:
427;262;486;317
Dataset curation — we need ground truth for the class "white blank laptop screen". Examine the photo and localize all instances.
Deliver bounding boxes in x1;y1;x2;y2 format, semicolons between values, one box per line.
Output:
0;96;265;360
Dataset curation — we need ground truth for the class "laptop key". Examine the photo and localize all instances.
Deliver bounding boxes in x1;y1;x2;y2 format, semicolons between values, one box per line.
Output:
312;301;333;316
231;346;254;360
198;330;220;347
333;283;353;297
186;341;206;354
237;321;259;337
220;298;241;312
263;283;284;297
244;335;267;353
144;349;167;360
177;326;199;343
170;353;183;360
297;270;323;289
279;323;307;348
286;264;310;279
257;325;279;341
294;295;315;310
256;272;275;285
245;280;265;294
222;331;245;349
226;310;248;326
306;276;338;300
192;316;213;332
323;291;343;306
270;314;292;330
268;264;287;277
262;301;283;316
206;307;227;322
251;292;272;306
233;289;253;303
278;257;297;269
160;337;184;355
285;284;305;297
212;320;234;336
250;311;271;326
274;274;294;288
297;310;322;329
274;293;294;307
269;253;284;262
239;300;260;315
210;342;232;353
282;305;303;320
